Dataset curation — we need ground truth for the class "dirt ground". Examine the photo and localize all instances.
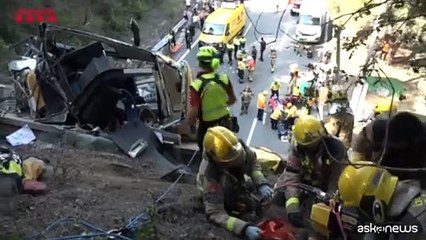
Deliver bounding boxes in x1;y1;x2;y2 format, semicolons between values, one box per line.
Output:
0;142;238;240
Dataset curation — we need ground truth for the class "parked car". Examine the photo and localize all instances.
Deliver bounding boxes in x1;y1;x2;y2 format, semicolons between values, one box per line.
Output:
295;1;326;43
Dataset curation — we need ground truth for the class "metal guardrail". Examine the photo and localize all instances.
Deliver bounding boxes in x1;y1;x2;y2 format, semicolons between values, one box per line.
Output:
151;4;199;53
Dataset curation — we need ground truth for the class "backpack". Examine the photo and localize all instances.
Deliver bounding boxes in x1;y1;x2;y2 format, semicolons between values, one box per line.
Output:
197;74;240;133
198;74;227;98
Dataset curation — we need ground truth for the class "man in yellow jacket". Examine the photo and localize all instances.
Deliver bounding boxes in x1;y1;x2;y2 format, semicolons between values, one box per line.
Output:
256;91;268;121
270;105;283;130
270;80;281;99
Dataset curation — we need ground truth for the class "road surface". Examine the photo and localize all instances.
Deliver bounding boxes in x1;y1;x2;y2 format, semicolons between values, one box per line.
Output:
175;0;333;154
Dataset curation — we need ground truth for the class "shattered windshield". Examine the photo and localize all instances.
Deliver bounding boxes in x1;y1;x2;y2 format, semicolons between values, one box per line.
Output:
299;15;320;25
202;23;225;36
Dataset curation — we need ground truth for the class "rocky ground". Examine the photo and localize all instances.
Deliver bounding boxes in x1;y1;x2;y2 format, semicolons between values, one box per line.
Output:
0;142;238;239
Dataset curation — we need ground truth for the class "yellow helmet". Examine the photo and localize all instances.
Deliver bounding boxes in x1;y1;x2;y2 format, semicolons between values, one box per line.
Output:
338;162;398;208
262;91;268;95
374;99;398;114
293;115;326;146
203;126;243;163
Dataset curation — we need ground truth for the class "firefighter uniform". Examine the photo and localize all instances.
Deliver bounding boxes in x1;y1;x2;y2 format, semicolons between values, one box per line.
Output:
233;37;241;58
239;36;247;49
257;91;268;121
226;43;234;64
270;48;277;72
237;60;246;83
197;126;271;237
275;116;346;228
240;87;254;115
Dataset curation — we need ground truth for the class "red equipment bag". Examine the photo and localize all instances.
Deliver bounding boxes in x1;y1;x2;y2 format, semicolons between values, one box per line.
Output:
258;219;296;240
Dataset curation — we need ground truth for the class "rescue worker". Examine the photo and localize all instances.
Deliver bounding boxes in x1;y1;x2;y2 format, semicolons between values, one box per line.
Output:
185;27;192;49
0;147;23;197
237;57;246;83
283;102;297;135
246;56;256;82
288;63;299;95
324;91;354;149
239;34;247;49
270;80;281;99
167;29;176;50
338;163;426;239
316;82;329;121
197;126;273;240
233;36;241;58
257;91;268;121
270;105;283;130
275;115;346;227
237;48;247;61
270;46;277;73
188;46;237;150
240;86;254;115
351;111;426;181
251;46;257;64
216;44;226;64
259;37;266;61
226;41;234;64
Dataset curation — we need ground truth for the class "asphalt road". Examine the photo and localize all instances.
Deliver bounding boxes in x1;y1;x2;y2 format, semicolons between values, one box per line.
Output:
176;0;333;154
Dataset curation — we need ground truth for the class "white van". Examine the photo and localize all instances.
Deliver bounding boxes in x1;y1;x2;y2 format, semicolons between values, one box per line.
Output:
295;2;326;43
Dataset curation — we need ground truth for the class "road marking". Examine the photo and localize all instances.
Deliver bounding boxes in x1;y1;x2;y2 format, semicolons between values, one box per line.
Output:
246;118;257;146
177;38;200;63
177;23;253;63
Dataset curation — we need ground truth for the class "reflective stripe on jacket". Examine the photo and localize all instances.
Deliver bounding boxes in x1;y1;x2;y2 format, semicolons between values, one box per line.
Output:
191;73;230;122
196;140;268;236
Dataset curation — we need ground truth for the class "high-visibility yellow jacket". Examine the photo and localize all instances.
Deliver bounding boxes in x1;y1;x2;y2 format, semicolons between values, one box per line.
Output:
270;109;282;120
233;38;240;46
191;73;230;121
226;43;234;50
285;106;297;118
270;82;281;91
237;60;246;70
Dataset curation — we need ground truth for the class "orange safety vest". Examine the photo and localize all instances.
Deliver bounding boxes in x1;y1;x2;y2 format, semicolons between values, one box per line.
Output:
257;94;266;109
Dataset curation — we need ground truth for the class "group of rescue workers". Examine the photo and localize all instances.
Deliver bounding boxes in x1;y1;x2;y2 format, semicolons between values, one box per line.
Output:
185;30;426;239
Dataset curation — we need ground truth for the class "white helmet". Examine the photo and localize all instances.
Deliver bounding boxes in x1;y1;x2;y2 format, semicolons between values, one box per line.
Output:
247;56;253;60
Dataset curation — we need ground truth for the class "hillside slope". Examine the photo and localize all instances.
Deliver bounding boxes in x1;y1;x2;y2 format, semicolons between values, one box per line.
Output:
0;0;184;71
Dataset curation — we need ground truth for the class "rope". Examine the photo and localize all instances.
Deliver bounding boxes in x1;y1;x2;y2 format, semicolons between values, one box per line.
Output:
30;150;199;240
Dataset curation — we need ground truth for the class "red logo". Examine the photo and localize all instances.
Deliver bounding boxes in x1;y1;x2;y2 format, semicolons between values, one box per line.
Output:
15;8;57;23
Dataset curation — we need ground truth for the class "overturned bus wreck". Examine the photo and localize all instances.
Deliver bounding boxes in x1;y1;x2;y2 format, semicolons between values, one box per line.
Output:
3;23;197;180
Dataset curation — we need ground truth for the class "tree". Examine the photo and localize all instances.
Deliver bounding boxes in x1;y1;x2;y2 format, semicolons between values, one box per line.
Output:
327;0;426;50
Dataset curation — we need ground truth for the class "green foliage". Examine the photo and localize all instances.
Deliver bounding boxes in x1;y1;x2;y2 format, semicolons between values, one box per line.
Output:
135;207;158;240
327;0;426;51
0;232;23;240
